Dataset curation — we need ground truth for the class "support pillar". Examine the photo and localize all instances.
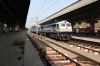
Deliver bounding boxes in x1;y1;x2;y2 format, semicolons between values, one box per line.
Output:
0;23;4;31
7;26;11;32
90;22;94;35
89;20;98;35
71;23;75;34
90;22;94;30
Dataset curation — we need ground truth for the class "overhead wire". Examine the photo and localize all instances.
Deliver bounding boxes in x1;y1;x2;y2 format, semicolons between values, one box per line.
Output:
36;0;51;17
34;0;47;17
32;0;43;17
38;0;59;17
40;0;51;11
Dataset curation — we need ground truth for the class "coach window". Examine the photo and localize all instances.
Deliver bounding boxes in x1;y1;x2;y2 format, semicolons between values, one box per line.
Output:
61;23;65;27
66;24;71;27
51;24;56;27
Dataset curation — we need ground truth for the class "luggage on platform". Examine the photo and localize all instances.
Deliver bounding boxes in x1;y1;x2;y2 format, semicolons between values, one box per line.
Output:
14;38;25;45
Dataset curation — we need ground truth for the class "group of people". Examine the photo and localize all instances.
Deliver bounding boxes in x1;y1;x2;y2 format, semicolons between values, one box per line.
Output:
73;28;100;36
73;28;88;36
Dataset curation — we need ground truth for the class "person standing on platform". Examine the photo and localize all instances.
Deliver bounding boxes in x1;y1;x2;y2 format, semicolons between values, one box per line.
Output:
84;29;87;36
98;28;100;36
76;28;79;36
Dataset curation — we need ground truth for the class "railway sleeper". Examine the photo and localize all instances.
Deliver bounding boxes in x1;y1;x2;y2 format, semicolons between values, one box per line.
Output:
45;47;53;50
66;41;100;55
46;55;62;58
51;63;76;66
47;57;66;61
46;51;58;55
49;60;70;64
45;48;82;66
73;45;100;55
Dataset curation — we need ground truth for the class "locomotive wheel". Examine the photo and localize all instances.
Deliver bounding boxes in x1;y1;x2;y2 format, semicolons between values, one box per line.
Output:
55;34;58;39
59;36;62;40
67;35;71;40
49;34;51;37
53;34;54;38
62;35;65;40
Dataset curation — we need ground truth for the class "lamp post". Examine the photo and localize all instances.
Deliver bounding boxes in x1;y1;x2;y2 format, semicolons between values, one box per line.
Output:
36;17;38;35
30;17;39;36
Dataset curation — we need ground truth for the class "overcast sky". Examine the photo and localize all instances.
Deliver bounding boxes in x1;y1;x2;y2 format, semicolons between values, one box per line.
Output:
25;0;78;28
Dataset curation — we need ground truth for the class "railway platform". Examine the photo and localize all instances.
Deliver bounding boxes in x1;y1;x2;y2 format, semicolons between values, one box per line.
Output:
72;35;100;43
0;31;43;66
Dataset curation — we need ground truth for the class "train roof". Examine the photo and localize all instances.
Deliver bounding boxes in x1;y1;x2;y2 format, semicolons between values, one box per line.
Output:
42;20;70;26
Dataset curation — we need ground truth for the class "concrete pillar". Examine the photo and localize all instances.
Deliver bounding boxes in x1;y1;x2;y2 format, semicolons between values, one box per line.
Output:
71;23;75;29
7;26;11;32
89;20;98;35
90;22;95;31
0;21;6;31
0;23;4;30
11;27;15;32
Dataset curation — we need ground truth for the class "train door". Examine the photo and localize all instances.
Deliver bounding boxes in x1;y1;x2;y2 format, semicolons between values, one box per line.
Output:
56;24;59;32
51;24;56;32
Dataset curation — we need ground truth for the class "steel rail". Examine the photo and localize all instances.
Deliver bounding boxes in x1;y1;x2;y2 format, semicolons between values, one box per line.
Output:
26;32;82;66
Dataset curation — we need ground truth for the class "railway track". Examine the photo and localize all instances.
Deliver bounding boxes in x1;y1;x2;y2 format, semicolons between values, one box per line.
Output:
67;38;100;55
26;31;100;66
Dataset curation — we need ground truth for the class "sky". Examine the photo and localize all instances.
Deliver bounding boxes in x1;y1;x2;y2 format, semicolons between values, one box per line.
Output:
25;0;78;28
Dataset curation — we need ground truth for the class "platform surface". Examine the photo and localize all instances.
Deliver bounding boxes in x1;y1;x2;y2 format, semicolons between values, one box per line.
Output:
0;31;43;66
72;35;100;43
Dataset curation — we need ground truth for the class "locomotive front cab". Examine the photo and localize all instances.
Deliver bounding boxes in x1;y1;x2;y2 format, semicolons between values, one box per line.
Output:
57;21;72;40
58;21;72;32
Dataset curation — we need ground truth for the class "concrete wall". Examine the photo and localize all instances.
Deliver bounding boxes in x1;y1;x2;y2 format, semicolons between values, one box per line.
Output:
95;20;100;28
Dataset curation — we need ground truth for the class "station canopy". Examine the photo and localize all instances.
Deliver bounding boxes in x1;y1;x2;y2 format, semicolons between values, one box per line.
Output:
39;0;100;25
0;0;30;28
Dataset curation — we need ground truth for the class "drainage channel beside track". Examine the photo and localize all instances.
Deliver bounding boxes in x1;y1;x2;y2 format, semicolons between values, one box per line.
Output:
27;32;99;66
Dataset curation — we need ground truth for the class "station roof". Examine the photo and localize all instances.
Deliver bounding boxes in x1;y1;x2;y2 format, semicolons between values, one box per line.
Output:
39;0;100;25
0;0;30;28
